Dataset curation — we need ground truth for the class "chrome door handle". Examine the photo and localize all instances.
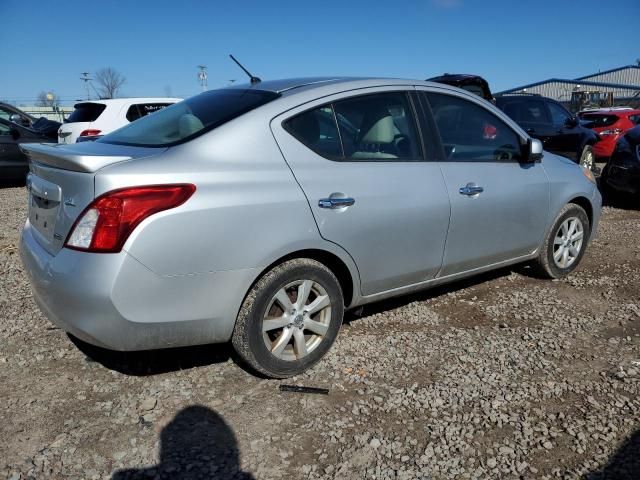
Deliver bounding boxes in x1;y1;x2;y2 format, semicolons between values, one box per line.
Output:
459;184;484;196
318;197;355;209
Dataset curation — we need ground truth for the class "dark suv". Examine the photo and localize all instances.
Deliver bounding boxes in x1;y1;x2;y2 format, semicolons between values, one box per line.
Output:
495;95;600;169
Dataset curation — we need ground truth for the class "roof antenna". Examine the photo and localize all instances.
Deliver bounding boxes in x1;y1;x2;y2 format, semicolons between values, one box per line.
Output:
229;54;261;85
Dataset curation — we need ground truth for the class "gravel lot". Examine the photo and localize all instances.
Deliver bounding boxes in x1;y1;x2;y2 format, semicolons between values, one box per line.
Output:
1;184;639;480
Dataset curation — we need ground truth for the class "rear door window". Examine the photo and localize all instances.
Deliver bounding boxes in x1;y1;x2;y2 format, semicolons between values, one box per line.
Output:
285;106;343;158
286;92;423;162
126;103;174;122
66;103;106;123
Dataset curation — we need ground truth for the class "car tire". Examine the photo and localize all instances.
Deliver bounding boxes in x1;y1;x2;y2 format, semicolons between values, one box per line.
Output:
232;258;344;378
579;145;595;171
533;203;590;279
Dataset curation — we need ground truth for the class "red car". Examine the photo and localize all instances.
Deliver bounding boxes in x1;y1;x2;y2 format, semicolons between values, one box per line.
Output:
579;108;640;159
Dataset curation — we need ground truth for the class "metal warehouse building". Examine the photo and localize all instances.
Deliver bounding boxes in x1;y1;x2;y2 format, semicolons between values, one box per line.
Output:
496;65;640;111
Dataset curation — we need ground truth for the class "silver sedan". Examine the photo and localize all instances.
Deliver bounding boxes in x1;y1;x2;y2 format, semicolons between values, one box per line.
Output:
19;78;601;378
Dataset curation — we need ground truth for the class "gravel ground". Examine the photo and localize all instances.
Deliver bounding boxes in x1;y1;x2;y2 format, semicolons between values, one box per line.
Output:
1;184;639;480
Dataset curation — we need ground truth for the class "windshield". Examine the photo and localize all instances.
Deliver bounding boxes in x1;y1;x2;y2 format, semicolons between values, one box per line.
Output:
99;89;280;147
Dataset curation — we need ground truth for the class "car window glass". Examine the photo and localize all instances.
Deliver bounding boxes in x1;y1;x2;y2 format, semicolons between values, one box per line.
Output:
0;107;11;121
580;114;619;128
548;102;571;127
631;115;640;125
501;99;551;124
67;103;106;123
427;93;522;162
0;122;11;135
125;105;142;122
333;92;422;161
100;89;279;147
285;106;343;158
127;103;173;122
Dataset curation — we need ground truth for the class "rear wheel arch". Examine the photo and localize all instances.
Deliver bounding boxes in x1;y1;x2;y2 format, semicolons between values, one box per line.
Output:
248;249;357;310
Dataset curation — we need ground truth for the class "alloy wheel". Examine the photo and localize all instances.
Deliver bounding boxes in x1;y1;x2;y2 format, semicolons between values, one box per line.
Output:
262;280;332;361
553;216;584;269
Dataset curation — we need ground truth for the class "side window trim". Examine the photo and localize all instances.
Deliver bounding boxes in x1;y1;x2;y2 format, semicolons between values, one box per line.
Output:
329;103;346;158
414;90;447;161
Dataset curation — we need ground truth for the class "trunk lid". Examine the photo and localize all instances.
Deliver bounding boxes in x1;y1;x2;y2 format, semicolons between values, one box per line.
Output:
21;142;166;256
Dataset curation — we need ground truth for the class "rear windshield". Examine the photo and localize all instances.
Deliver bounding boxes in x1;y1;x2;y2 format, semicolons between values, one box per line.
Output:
580;114;619;128
99;89;280;147
66;103;106;123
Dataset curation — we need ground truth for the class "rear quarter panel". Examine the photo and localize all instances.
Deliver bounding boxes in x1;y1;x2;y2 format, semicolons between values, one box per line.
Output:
94;112;360;290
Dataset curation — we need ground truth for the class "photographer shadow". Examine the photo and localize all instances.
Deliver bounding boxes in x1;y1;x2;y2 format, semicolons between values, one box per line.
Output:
112;405;255;480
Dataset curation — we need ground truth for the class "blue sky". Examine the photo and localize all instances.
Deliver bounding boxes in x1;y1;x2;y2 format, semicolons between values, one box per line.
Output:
1;0;637;105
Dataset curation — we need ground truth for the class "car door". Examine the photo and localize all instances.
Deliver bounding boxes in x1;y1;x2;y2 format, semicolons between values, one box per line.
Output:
271;88;451;296
545;101;580;160
0;120;30;178
420;90;549;276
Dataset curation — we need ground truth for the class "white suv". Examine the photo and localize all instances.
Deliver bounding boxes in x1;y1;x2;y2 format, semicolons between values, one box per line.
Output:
58;98;182;144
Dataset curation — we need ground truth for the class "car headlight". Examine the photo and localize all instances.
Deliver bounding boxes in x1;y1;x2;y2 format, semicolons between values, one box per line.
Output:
581;165;596;184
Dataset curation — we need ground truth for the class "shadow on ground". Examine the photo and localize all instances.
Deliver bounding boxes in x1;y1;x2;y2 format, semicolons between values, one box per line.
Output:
69;334;232;376
112;405;255;480
585;429;640;479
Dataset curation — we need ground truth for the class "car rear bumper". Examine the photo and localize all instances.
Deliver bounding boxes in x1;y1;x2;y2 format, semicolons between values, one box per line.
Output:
20;221;256;351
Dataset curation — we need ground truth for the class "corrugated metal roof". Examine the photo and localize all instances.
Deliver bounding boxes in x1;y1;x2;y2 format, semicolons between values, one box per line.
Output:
575;65;640;81
496;64;640;102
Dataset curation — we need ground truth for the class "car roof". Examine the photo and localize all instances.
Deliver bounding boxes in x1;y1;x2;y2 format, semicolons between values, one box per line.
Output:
427;74;486;81
228;76;462;96
73;98;183;108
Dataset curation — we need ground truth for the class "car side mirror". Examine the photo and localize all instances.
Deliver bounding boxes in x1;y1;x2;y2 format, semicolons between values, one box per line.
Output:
524;138;543;162
565;116;578;128
9;114;29;127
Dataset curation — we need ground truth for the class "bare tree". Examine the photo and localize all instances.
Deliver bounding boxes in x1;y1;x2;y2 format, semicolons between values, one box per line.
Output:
36;91;57;107
94;67;126;99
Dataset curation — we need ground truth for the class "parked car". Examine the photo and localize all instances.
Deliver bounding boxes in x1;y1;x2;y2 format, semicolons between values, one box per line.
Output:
0;118;55;183
495;94;600;170
19;78;601;378
600;125;640;197
427;74;494;102
58;98;182;144
579;108;640;160
0;102;61;140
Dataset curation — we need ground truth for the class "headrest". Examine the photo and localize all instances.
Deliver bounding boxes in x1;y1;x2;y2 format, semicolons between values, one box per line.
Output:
360;115;396;144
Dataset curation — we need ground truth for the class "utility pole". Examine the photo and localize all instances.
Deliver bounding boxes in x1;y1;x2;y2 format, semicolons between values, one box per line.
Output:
80;72;92;100
197;65;208;91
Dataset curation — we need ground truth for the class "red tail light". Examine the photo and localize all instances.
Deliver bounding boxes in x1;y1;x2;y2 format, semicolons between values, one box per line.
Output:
65;184;196;253
79;129;102;137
